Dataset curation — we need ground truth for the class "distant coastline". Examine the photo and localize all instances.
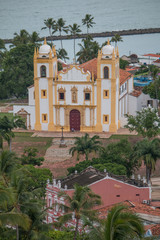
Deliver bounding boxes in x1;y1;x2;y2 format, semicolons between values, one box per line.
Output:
3;28;160;44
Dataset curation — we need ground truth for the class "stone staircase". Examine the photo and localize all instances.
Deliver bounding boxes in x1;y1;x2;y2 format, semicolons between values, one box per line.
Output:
44;138;75;163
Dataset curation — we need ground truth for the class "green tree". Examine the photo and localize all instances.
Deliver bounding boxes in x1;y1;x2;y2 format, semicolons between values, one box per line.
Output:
12;29;30;47
0;177;31;240
89;205;144;240
68;139;138;177
57;48;69;62
21;147;44;166
133;138;160;183
0;43;34;99
0;151;18;181
69;133;102;161
23;165;52;198
143;66;160;109
53;18;68;49
82;14;95;34
0;39;6;66
119;58;129;70
125;107;160;139
68;23;81;62
143;77;160;101
29;31;39;44
0;116;26;151
110;34;123;47
77;36;100;64
58;184;101;240
41;18;56;46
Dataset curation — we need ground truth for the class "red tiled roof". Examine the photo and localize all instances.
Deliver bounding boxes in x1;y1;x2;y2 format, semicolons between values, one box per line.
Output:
151;201;160;207
143;54;160;58
129;90;142;97
150;224;160;236
153;59;160;63
98;201;160;219
126;67;140;71
79;58;97;79
79;58;132;85
145;224;160;236
119;69;132;85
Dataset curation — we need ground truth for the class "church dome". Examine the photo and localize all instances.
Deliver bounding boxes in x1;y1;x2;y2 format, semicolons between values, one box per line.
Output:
102;44;114;55
39;39;51;54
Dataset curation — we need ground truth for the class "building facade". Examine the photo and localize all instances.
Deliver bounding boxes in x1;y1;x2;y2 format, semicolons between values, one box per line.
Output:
46;167;150;224
14;39;122;132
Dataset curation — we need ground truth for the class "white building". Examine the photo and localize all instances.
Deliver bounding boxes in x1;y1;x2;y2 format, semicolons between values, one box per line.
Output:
13;39;156;132
138;54;160;65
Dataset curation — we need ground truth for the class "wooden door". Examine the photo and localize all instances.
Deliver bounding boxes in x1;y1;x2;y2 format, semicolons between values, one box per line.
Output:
70;109;80;131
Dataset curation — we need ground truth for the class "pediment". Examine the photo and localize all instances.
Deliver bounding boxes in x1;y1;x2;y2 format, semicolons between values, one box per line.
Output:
58;65;91;82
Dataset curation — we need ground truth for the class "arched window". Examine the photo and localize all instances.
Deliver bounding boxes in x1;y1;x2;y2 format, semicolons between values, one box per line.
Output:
40;65;46;77
104;66;109;79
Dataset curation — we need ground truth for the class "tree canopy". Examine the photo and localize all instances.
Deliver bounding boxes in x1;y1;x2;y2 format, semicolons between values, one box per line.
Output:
0;43;35;99
125;107;160;139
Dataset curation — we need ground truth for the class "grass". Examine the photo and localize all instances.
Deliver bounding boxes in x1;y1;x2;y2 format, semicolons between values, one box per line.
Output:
0;112;13;119
2;132;53;157
109;134;136;140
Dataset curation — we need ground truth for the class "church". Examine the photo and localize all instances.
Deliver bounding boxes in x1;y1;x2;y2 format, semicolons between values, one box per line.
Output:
13;39;135;132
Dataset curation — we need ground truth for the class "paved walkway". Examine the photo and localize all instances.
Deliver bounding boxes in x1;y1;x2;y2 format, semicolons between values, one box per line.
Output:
42;138;79;177
32;128;137;138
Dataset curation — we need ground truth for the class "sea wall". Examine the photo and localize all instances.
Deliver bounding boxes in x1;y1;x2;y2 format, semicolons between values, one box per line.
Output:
3;28;160;44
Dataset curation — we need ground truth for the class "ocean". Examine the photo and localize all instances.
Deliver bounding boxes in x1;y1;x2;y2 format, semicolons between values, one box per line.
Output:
0;0;160;59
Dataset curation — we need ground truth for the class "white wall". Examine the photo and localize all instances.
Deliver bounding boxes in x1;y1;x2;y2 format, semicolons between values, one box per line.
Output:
138;55;158;65
28;87;35;106
59;66;91;82
39;78;49;131
13;105;35;129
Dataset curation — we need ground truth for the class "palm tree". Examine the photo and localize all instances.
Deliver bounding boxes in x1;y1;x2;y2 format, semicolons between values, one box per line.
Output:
29;31;39;44
89;205;144;240
12;29;30;47
0;151;17;180
82;14;95;34
53;18;68;49
77;36;100;63
0;179;31;239
41;18;56;45
133;138;160;183
58;184;101;240
110;34;123;47
57;48;69;62
68;23;81;63
0;115;26;152
69;133;102;161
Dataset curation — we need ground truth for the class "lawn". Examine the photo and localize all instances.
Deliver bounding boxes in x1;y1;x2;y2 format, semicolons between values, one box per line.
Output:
0;112;13;119
4;132;53;157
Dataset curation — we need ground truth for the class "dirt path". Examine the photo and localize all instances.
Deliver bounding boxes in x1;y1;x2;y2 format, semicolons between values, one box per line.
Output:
42;138;80;177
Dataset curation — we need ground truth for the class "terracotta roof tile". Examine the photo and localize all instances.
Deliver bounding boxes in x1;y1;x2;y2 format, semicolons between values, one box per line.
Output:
79;58;97;79
143;54;160;58
150;224;160;236
119;69;132;85
150;201;160;208
98;201;160;219
154;59;160;63
129;90;142;97
79;58;132;85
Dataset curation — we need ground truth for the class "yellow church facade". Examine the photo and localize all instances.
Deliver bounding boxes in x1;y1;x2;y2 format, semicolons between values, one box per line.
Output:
13;39;133;133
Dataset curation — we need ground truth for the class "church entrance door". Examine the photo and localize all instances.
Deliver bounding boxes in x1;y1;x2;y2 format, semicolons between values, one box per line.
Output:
70;109;80;131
